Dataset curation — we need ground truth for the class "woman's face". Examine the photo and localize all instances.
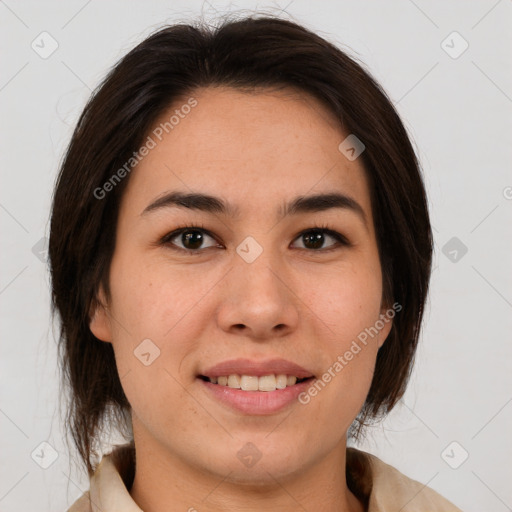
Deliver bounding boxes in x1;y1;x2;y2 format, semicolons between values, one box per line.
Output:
91;86;392;483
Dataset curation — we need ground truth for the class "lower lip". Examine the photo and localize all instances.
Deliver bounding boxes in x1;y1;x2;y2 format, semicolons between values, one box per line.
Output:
199;378;315;415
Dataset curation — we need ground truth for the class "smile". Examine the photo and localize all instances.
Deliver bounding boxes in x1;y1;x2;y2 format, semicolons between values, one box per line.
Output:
199;374;310;392
198;375;316;415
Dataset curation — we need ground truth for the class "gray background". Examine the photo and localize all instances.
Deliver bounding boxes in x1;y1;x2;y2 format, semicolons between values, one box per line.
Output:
1;1;511;511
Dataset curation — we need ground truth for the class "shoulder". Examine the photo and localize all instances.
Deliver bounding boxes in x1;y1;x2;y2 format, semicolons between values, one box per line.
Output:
347;447;463;511
66;443;138;512
67;491;91;512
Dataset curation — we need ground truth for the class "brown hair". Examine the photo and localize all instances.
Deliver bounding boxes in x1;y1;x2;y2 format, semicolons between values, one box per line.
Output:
49;14;433;475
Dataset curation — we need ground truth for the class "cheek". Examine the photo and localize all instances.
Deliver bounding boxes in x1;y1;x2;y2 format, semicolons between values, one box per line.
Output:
105;257;198;430
302;259;383;406
298;271;382;436
312;260;383;340
108;252;201;337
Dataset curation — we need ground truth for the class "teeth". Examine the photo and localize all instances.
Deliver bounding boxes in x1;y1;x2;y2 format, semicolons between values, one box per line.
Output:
276;374;287;389
258;375;276;392
227;374;241;389
240;375;259;391
208;374;306;391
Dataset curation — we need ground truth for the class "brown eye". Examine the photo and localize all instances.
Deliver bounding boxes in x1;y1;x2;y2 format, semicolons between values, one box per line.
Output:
291;228;349;252
162;228;219;252
302;231;328;250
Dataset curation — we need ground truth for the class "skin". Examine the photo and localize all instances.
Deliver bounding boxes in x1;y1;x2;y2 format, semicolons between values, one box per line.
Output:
90;86;393;512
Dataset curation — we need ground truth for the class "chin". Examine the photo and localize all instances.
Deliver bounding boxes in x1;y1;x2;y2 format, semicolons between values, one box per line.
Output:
227;443;311;483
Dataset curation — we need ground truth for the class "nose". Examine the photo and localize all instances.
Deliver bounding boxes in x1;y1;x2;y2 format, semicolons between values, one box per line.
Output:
215;250;300;340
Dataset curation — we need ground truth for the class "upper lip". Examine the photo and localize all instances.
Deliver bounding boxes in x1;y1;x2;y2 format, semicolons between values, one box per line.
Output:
200;358;314;379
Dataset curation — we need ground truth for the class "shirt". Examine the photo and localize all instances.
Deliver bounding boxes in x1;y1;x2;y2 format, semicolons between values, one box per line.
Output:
67;443;463;511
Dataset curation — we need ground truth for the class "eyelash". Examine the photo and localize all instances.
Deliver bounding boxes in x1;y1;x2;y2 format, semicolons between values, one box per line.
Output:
159;222;351;255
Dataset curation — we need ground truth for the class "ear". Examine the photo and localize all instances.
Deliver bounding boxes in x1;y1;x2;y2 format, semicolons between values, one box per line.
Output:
89;286;112;342
377;302;396;349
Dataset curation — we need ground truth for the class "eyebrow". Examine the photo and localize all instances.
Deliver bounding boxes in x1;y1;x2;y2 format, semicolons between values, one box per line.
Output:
141;190;368;228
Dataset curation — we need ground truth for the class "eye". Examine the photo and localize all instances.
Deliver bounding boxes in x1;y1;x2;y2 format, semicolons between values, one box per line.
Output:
160;224;350;254
160;225;220;253
291;227;350;252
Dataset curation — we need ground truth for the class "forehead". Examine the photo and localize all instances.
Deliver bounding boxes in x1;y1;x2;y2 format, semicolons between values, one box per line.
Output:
121;86;372;221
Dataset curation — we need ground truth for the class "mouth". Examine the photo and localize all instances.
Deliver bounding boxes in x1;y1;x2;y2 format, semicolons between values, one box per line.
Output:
197;374;316;415
198;374;314;392
197;358;316;413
